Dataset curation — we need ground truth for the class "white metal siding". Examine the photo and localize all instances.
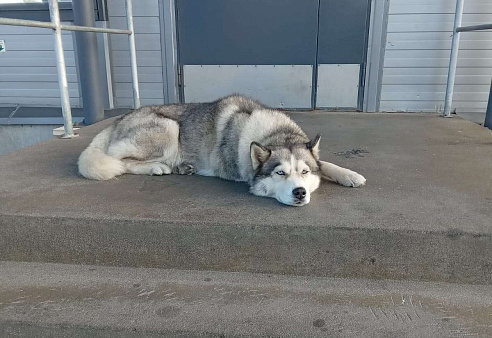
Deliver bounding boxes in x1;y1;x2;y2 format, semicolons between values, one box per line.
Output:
0;24;80;107
381;0;492;113
107;0;165;107
0;1;167;109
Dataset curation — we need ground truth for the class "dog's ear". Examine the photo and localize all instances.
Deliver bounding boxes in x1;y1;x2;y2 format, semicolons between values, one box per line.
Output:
250;142;272;170
306;134;321;159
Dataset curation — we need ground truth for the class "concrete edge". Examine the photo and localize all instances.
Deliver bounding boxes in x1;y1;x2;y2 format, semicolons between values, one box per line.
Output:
1;214;491;285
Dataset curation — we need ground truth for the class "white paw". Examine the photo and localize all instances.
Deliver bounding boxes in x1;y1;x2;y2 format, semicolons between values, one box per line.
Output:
151;164;172;176
336;170;366;188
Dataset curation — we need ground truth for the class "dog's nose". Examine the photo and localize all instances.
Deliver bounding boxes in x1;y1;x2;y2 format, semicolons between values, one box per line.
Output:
292;187;307;200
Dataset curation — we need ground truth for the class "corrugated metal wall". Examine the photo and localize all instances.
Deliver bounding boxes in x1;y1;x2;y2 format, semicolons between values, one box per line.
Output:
0;24;80;107
0;0;165;108
381;0;492;113
107;0;165;107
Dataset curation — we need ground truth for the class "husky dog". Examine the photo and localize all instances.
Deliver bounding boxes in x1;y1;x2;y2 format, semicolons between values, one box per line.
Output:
78;95;366;206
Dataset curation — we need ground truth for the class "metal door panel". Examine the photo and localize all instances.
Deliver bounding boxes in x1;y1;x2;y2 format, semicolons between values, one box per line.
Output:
176;0;319;65
316;64;360;108
317;0;372;64
183;65;313;108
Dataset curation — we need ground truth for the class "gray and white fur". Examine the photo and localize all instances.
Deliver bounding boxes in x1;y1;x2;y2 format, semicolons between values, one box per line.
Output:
78;95;366;206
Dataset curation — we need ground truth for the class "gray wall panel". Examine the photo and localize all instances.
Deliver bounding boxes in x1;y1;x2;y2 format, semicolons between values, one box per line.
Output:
111;34;162;51
113;66;163;84
109;17;161;34
176;0;319;65
317;0;371;64
381;0;492;113
0;23;80;107
108;0;165;107
107;0;159;17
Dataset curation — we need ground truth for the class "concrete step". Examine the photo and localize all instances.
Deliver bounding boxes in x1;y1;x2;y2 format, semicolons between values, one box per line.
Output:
0;113;491;285
1;261;491;338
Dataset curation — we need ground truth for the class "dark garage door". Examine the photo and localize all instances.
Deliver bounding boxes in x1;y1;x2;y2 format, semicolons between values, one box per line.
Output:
176;0;371;109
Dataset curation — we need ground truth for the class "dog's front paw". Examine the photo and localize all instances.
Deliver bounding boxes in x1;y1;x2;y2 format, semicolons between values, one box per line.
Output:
151;163;172;176
337;170;366;188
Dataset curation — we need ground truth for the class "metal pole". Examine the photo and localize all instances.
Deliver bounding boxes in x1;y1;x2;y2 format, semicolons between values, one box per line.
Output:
72;0;104;125
48;0;74;138
485;79;492;129
443;0;465;117
126;0;141;109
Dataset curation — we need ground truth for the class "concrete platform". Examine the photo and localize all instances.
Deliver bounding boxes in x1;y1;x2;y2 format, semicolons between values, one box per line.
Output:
0;112;491;284
457;111;487;126
1;261;491;338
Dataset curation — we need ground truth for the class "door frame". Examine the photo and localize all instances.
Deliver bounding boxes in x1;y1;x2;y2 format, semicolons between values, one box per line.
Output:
363;0;390;112
158;0;180;104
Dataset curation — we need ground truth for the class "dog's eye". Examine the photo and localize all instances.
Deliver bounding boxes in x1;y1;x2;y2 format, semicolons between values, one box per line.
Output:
276;171;285;176
302;169;309;175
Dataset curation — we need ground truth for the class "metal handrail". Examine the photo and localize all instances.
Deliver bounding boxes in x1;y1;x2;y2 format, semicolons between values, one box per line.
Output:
0;0;140;138
444;0;492;129
456;23;492;33
0;17;132;34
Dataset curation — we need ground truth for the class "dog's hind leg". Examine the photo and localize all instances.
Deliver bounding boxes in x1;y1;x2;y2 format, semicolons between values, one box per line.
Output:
107;117;181;176
174;163;197;175
319;160;366;187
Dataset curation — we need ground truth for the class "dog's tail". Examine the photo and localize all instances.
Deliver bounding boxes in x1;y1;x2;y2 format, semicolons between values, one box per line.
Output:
78;126;126;180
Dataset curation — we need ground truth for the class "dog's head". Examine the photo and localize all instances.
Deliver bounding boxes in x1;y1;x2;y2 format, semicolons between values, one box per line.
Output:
249;135;322;206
